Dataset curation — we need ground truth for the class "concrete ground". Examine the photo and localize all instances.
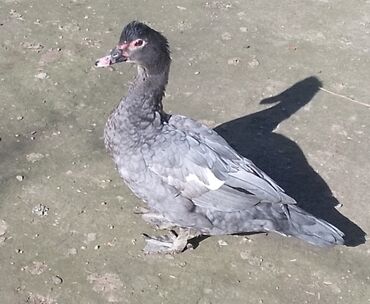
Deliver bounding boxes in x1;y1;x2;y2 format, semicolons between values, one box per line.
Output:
0;0;369;303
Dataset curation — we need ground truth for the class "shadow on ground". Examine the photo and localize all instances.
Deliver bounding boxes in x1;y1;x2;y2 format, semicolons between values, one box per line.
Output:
215;76;366;246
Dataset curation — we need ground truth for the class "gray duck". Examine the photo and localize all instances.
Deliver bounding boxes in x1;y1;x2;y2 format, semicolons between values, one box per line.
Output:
95;21;344;253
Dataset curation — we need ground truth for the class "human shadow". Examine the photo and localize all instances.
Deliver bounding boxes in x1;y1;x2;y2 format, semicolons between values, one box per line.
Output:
215;76;366;246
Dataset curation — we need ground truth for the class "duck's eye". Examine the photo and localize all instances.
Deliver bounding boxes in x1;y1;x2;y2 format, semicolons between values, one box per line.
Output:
134;39;144;47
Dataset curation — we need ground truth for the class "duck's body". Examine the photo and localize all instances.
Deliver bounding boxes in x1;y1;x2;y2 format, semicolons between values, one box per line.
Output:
96;21;344;253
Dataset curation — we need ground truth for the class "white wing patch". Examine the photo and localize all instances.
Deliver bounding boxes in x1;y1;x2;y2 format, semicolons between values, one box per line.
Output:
185;168;224;190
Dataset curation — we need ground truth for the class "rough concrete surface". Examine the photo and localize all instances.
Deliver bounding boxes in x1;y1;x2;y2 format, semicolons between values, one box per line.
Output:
0;1;369;303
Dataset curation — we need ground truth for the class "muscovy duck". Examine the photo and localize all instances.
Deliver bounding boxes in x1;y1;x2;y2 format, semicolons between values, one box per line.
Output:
95;21;344;253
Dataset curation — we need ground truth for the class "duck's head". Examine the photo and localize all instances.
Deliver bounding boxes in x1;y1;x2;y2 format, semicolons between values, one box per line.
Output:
95;21;170;74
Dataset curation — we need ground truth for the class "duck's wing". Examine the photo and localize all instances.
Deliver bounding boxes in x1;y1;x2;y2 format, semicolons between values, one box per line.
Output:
168;115;294;195
143;115;296;212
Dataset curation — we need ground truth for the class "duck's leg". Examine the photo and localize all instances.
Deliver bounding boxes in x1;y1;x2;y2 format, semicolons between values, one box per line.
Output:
137;209;176;230
143;228;197;254
136;209;190;254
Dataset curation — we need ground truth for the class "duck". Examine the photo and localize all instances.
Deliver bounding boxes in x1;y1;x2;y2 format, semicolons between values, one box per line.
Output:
95;21;344;254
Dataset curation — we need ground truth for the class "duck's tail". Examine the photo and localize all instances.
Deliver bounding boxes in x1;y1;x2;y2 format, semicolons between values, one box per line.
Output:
277;204;344;246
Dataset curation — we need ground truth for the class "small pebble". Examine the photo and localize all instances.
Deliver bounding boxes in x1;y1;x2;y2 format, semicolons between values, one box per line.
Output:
16;175;24;181
218;239;228;246
52;275;63;285
34;72;49;80
228;57;240;65
16;116;23;120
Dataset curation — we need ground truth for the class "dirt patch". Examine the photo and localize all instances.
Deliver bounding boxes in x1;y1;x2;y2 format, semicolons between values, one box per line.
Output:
87;272;125;303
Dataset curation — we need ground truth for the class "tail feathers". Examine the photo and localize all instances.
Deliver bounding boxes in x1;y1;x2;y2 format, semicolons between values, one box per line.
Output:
280;205;344;246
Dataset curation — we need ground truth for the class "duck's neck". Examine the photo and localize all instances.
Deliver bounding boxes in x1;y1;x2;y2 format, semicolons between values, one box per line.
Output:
104;63;170;154
119;65;170;128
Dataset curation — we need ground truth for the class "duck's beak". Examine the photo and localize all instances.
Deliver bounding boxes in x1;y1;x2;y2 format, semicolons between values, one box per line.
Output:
95;46;128;68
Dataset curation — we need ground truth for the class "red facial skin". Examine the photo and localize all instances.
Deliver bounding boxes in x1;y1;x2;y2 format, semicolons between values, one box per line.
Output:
95;39;146;68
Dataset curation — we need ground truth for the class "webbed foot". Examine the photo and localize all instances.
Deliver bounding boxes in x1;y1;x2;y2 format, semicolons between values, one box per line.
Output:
143;229;195;254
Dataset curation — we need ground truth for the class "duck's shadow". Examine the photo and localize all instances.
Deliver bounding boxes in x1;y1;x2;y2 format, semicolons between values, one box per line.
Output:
213;76;366;247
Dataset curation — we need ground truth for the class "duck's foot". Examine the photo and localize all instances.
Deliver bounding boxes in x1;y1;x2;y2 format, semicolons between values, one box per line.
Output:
143;229;194;254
